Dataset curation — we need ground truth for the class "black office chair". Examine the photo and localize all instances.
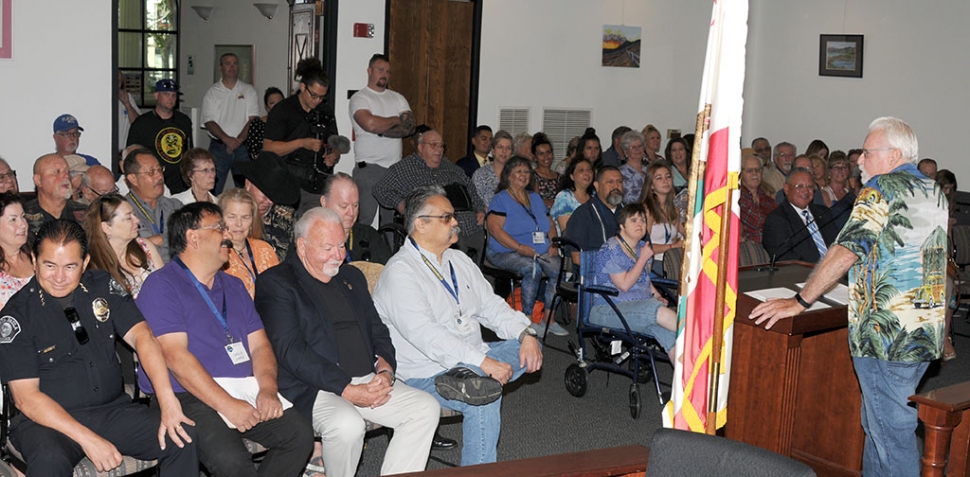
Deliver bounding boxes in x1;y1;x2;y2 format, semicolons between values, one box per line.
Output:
378;222;409;255
478;228;522;300
646;428;816;477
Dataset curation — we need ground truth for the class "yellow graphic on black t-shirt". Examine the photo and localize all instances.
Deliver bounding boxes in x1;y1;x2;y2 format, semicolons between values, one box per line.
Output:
154;127;187;164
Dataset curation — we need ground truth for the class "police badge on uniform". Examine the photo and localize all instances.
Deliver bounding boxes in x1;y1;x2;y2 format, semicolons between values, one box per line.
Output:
0;316;21;344
92;297;110;322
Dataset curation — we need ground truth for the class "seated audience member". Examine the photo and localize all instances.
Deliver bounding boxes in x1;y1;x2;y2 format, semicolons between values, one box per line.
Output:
762;168;840;263
591;204;677;361
739;153;777;244
319;173;391;264
0;157;18;194
577;128;603;166
52;114;100;166
78;165;119;205
641;124;664;163
600;126;630;168
563;166;624;265
375;127;487;258
761;142;796;194
531;132;560;208
805;139;829;161
666;137;691;193
918;158;938;180
550;157;594;235
513;133;533;161
374;186;543;466
24;154;87;238
456;125;493;178
218;188;280;298
751;137;772;165
472;130;514;208
552;135;580;175
816;152;856;231
137;202;313;477
0;193;32;308
237;152;300;261
639;163;684;276
847;148;863;169
809;154;829;191
848;166;863;195
244;87;284;162
775;154;814;204
172;148;218;204
124;148;183;262
0;219;197;475
84;194;163;298
115;145;172;198
486;157;565;336
619;131;648;205
938;169;958;361
256;207;439;477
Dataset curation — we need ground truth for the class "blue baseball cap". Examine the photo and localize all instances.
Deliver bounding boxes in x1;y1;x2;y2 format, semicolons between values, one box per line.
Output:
53;114;84;133
155;78;183;94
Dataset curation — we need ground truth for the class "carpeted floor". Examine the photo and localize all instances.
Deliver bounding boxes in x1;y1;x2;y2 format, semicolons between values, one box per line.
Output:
353;307;970;476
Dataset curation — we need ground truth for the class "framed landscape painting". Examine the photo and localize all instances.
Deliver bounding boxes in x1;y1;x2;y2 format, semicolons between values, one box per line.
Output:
819;34;863;78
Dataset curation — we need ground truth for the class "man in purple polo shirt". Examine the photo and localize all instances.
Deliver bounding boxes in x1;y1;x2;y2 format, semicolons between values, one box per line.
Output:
136;202;312;477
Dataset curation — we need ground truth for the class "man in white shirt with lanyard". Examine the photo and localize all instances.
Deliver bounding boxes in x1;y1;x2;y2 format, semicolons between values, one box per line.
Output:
374;185;542;466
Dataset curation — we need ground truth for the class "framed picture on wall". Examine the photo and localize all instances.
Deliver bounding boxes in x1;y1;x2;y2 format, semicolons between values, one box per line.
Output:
819;34;863;78
213;45;254;84
1;0;12;60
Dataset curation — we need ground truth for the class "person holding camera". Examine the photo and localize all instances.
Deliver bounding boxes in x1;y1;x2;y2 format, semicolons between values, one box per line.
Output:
263;58;342;197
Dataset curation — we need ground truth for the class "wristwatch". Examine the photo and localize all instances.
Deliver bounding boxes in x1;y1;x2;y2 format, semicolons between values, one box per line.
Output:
518;326;538;342
378;369;396;385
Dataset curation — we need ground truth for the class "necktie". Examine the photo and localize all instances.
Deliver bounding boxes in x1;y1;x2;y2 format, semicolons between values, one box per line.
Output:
802;209;828;258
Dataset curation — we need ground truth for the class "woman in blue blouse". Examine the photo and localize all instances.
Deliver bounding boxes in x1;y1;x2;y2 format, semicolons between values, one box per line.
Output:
486;156;565;336
590;203;677;360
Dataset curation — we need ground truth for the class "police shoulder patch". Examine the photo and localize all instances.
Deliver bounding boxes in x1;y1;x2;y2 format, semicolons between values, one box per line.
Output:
0;315;22;344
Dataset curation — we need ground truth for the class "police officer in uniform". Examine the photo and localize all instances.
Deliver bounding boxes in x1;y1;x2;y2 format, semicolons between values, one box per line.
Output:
0;220;197;476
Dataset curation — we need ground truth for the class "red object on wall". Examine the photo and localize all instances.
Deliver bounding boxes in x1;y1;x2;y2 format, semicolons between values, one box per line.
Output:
353;23;374;38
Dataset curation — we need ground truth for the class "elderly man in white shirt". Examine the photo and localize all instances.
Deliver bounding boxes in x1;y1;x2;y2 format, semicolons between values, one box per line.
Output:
373;185;542;467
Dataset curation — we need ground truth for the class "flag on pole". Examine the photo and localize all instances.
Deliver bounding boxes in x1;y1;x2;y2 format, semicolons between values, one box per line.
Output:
662;0;748;433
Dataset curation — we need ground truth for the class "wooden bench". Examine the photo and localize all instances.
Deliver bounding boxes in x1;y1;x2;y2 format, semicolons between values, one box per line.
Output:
396;444;649;477
910;381;970;476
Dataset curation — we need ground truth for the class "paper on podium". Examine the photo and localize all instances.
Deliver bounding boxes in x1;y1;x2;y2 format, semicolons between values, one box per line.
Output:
796;282;849;305
213;376;294;429
744;287;831;311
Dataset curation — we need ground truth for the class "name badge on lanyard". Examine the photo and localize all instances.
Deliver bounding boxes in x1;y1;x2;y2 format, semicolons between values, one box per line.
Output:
225;342;250;364
532;231;546;244
174;258;250;365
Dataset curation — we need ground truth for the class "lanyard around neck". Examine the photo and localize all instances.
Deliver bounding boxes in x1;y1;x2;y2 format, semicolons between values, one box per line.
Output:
128;192;162;235
409;237;459;307
174;257;231;342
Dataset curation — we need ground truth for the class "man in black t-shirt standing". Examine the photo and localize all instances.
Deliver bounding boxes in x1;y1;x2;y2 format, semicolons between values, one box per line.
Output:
127;79;194;194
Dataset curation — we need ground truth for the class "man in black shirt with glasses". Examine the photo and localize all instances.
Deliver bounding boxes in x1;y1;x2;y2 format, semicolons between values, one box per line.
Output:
0;220;197;476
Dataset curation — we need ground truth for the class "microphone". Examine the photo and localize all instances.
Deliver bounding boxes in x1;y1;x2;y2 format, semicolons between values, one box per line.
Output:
765;202;845;271
327;134;351;154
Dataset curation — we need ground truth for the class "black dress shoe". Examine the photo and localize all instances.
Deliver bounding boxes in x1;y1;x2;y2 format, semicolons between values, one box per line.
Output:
434;366;503;405
431;431;457;450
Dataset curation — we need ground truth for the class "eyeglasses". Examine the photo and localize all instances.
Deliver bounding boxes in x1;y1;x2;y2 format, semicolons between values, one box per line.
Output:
56;131;82;139
789;184;815;191
0;171;16;181
196;222;228;233
830;164;849;171
193;167;216;175
423;142;447;152
133;168;164;177
64;307;89;345
418;213;457;223
862;147;895;158
775;152;794;158
85;185;120;198
741;167;762;174
304;88;326;100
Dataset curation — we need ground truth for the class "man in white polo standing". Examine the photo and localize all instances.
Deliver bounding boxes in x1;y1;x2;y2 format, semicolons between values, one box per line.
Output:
349;53;415;227
203;52;260;194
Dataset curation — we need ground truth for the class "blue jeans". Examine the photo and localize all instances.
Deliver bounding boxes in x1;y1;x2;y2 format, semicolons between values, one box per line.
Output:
486;250;559;316
588;299;676;352
209;140;250;194
405;339;529;466
852;356;929;477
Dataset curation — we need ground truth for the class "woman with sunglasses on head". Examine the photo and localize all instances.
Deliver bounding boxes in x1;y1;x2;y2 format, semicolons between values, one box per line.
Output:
83;193;163;299
0;192;32;309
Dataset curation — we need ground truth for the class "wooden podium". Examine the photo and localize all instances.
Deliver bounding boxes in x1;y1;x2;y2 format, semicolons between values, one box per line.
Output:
723;262;864;477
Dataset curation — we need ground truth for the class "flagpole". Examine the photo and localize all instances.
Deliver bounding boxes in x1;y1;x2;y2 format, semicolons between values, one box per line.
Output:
705;174;737;435
679;105;711;295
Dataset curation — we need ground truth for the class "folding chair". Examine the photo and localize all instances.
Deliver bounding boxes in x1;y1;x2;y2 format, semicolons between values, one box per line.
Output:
564;250;670;419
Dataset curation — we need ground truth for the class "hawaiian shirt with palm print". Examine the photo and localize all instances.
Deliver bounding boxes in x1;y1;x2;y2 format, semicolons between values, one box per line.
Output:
834;163;948;362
